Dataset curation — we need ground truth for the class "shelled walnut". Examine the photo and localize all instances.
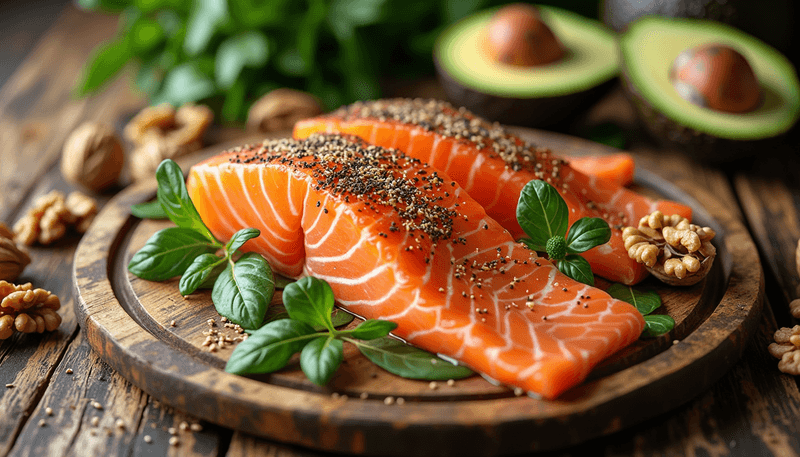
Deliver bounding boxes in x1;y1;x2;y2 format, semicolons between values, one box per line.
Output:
247;88;323;133
0;223;30;281
61;122;124;192
622;211;716;286
769;325;800;375
125;103;213;181
0;280;61;340
13;190;98;246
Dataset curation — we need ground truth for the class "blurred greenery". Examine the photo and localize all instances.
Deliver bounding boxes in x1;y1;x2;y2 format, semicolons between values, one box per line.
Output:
75;0;600;123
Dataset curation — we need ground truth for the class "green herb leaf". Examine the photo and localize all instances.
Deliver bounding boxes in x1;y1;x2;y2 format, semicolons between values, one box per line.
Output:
152;62;216;107
129;17;165;54
349;337;474;380
607;284;662;316
212;252;274;330
330;308;355;328
131;199;168;219
274;274;295;289
566;217;612;254
282;277;335;332
226;228;260;254
183;0;228;56
75;38;131;96
557;254;595;286
128;227;217;281
225;319;316;375
516;180;568;251
349;320;397;340
642;315;675;338
215;31;270;90
300;336;343;386
155;159;217;244
179;253;225;296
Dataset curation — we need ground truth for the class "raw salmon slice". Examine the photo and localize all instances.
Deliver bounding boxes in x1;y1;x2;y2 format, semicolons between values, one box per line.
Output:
294;99;693;285
186;133;645;399
567;153;635;188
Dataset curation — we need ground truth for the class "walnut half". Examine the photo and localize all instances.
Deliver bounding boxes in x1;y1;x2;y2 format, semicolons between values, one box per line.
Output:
769;325;800;375
13;190;98;246
247;88;323;133
622;211;716;286
0;280;61;340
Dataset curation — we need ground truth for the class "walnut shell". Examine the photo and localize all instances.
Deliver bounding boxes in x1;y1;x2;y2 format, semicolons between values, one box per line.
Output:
0;235;30;282
61;122;124;192
247;88;323;133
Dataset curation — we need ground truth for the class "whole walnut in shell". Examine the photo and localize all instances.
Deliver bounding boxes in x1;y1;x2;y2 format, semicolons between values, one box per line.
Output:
0;223;30;282
247;88;323;133
61;122;124;192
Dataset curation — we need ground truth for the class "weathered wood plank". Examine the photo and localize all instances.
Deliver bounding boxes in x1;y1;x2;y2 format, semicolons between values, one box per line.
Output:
0;5;145;223
6;331;225;457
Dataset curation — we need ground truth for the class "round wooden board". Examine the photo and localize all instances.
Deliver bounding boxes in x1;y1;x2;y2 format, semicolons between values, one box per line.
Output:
73;128;763;456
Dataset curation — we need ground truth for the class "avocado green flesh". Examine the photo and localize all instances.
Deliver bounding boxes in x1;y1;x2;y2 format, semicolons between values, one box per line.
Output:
621;17;800;140
435;6;618;98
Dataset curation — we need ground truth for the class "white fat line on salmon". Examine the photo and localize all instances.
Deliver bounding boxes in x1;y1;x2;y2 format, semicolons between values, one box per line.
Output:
305;229;369;264
442;136;461;174
478;170;510;215
309;262;391;288
304;202;344;250
324;273;404;308
195;169;240;235
252;167;294;233
463;150;487;192
301;194;329;242
233;167;295;243
209;167;253;233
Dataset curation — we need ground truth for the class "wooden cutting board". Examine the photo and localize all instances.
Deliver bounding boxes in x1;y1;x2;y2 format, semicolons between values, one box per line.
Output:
72;128;763;456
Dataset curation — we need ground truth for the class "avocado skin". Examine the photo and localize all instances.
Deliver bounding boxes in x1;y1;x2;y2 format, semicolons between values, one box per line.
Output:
601;0;797;64
434;55;614;129
620;71;782;164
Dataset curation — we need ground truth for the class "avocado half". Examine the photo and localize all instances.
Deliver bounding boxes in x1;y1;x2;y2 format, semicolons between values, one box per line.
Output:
620;16;800;162
434;5;619;128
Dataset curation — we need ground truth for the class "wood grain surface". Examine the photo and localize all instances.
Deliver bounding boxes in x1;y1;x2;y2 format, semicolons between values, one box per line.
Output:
71;127;762;455
1;4;800;457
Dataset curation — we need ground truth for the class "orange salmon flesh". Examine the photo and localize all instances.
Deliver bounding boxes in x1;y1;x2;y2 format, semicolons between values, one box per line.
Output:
186;134;646;399
294;99;693;285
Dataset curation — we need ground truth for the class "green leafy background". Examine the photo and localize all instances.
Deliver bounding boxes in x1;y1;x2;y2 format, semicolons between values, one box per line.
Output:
76;0;599;123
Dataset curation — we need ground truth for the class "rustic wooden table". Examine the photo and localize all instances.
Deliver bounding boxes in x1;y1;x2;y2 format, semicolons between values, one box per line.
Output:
2;4;800;456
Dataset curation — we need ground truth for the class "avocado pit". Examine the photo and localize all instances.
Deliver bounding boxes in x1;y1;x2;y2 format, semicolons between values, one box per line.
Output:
484;3;564;67
669;44;762;113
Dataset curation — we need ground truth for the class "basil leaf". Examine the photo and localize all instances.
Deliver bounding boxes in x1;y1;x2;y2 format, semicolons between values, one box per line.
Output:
516;180;569;250
128;227;216;281
183;0;228;56
226;228;260;254
349;337;474;381
557;254;595;286
300;336;343;386
565;217;611;254
349;320;397;340
282;277;335;332
212;252;274;330
151;62;216;107
641;315;675;338
215;31;270;89
155;159;217;244
331;308;355;329
225;319;316;375
129;17;165;54
131;199;168;219
75;38;131;95
607;284;662;316
179;253;225;296
274;274;295;289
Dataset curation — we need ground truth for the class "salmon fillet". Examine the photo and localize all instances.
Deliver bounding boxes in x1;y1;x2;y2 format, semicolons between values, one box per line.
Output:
186;133;645;399
293;99;693;285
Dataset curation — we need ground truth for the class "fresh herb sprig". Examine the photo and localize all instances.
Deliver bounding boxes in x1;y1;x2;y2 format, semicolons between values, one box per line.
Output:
516;180;611;286
227;277;474;383
128;159;274;330
607;284;675;337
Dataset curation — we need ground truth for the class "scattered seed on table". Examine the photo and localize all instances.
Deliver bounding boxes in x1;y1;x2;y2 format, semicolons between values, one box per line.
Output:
91;417;99;427
66;369;73;374
45;407;53;416
38;420;46;427
169;437;180;446
190;423;203;432
144;436;152;444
